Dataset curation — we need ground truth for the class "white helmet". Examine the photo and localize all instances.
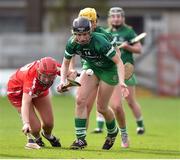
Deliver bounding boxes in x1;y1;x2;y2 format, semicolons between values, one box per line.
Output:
109;7;125;17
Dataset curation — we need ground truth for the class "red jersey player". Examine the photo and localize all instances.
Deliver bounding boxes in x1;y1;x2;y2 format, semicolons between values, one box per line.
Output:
7;57;62;148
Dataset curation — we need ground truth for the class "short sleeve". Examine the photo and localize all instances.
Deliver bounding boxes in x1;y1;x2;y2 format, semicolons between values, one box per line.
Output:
64;37;75;59
23;79;34;96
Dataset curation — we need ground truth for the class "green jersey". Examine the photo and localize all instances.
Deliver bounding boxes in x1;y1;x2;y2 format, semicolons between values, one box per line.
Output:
64;32;119;85
65;32;116;69
94;26;114;43
107;24;137;64
107;25;138;86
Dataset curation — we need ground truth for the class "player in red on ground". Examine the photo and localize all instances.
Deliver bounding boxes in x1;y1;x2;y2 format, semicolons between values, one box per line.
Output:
7;57;64;148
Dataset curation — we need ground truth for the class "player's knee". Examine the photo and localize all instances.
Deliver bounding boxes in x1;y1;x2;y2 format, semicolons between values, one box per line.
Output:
76;96;86;108
111;104;122;114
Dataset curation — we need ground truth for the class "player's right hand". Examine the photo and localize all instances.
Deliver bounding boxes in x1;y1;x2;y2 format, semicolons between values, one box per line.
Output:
22;122;31;135
67;70;78;80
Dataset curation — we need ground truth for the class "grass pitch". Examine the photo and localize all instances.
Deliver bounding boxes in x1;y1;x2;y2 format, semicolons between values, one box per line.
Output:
0;95;180;159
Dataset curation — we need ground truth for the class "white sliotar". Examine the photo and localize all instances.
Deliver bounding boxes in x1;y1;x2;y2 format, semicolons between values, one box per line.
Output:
86;69;94;76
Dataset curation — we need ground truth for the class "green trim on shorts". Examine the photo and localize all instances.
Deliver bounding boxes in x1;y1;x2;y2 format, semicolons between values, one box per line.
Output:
125;74;137;86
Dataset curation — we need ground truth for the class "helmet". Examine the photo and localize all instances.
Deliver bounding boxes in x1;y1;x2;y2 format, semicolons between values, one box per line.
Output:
38;57;57;75
79;8;97;22
72;17;91;34
108;7;125;17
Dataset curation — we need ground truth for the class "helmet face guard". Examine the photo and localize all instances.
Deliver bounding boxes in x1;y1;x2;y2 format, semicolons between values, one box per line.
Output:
109;7;125;17
37;57;57;85
108;7;125;29
37;71;57;86
72;17;91;34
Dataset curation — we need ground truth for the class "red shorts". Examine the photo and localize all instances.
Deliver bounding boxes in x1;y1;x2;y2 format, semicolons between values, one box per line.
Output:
7;88;23;108
7;81;49;108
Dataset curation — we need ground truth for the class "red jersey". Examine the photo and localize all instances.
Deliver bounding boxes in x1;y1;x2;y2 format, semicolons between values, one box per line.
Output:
7;60;61;107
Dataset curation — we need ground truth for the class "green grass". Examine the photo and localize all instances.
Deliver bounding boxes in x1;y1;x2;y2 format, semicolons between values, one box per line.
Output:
0;95;180;159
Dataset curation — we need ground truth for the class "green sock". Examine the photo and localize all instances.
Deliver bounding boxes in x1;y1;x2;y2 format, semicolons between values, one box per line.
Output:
120;127;127;135
106;119;118;135
97;121;104;130
136;120;144;128
75;118;87;140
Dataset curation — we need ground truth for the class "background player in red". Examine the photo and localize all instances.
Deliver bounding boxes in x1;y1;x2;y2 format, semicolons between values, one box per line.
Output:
7;57;70;148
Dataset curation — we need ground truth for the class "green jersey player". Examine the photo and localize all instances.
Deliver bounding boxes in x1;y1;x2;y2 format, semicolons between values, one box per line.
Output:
79;7;130;148
57;17;128;150
79;7;114;44
106;7;145;134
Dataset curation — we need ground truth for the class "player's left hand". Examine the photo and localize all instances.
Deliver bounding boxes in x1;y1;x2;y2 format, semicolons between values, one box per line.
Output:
57;81;68;93
22;122;31;135
120;82;129;98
